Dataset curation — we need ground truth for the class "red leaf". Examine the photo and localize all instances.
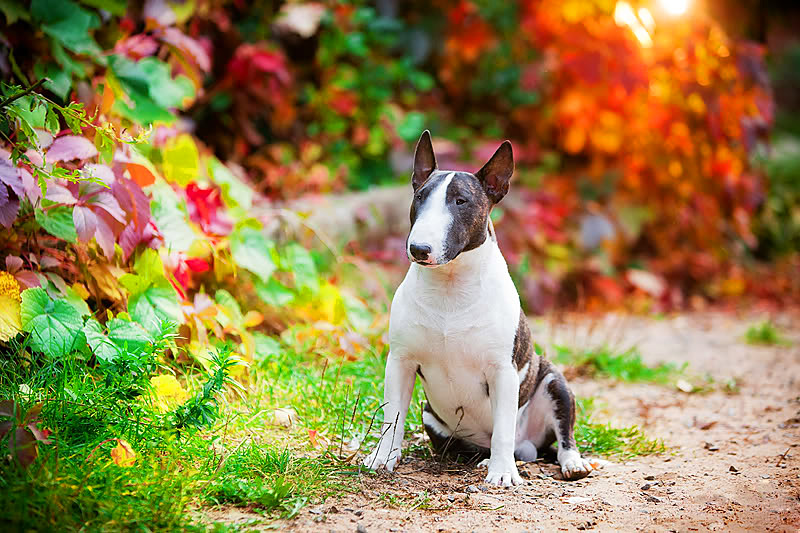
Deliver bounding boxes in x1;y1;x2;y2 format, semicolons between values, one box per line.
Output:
46;136;99;163
184;183;232;235
118;222;144;261
111;177;151;230
10;427;38;467
184;258;210;272
114;34;160;59
73;205;98;243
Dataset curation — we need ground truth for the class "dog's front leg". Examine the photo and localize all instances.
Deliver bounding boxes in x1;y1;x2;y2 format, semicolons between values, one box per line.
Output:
363;352;416;472
485;365;523;486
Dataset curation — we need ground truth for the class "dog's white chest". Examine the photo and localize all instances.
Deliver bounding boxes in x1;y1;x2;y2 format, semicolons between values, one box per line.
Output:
388;240;519;447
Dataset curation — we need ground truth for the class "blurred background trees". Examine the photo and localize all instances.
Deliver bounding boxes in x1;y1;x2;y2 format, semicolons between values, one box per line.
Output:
1;0;798;317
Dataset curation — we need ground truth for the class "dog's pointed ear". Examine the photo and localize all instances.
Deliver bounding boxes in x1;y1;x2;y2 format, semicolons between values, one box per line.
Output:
412;130;437;191
476;140;514;203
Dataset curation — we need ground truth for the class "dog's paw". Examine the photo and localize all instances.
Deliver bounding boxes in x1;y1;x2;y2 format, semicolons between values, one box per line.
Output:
559;452;593;481
483;456;522;487
362;447;400;472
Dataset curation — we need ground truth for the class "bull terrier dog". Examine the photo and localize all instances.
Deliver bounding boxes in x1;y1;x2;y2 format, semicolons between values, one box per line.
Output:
363;131;593;486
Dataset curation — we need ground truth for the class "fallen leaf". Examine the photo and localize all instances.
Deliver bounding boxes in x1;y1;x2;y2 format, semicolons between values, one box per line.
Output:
111;439;136;467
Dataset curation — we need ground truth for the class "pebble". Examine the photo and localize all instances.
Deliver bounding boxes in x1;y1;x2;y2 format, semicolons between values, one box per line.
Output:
447;495;456;502
356;524;367;533
353;510;363;517
641;483;652;491
644;475;655;480
465;485;479;493
729;465;739;472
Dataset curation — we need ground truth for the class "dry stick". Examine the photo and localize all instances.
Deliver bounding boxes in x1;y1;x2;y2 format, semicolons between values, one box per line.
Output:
777;447;791;466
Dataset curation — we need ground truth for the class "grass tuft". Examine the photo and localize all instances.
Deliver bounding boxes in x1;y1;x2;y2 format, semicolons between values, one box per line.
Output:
744;320;789;346
553;344;684;384
575;398;666;458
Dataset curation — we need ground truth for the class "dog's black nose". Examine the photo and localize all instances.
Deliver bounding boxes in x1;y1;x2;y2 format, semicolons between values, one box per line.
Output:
409;243;432;261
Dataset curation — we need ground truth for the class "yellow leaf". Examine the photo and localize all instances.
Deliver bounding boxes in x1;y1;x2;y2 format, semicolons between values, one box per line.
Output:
317;283;345;324
149;375;189;412
162;134;199;186
0;272;22;342
111;439;136;467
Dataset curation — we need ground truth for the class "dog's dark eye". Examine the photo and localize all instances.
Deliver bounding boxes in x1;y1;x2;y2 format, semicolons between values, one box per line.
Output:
415;193;422;201
456;198;467;205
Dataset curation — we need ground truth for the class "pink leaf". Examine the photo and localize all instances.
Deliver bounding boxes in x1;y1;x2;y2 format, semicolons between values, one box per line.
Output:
19;168;40;205
14;271;41;288
90;192;127;223
0;189;19;228
46;136;99;163
82;164;115;186
39;256;60;270
0;157;25;198
144;0;176;27
157;28;211;72
73;205;98;243
95;211;120;260
44;183;77;205
5;256;23;273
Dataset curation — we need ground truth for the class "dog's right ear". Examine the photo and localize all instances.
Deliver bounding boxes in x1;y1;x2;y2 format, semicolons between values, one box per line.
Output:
412;130;437;191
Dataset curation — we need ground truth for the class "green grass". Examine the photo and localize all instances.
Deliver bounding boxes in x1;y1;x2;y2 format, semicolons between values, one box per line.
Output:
553;344;685;384
0;320;668;531
575;398;665;458
744;320;790;346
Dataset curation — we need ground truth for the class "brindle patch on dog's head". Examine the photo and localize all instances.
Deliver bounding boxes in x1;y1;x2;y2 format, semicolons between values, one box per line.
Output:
406;131;514;266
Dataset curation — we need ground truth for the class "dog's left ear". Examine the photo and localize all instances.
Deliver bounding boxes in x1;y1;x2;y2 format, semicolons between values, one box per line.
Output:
476;140;514;204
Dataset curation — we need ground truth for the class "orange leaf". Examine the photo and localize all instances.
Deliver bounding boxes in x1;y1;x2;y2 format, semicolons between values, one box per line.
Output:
126;162;156;187
110;439;136;467
101;81;115;115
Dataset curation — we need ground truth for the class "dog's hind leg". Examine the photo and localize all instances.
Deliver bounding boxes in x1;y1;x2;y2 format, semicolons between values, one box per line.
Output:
544;370;593;480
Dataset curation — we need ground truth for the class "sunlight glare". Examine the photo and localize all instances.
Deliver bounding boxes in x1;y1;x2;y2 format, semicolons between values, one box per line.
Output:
659;0;690;16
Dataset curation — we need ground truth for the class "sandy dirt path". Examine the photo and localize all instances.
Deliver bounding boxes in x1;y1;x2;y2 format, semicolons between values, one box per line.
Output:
212;312;800;532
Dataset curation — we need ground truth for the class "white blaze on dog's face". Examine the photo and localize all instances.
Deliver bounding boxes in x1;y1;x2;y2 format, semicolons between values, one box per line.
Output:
406;130;514;266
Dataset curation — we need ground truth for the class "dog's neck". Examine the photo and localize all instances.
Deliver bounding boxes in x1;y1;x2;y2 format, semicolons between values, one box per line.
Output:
410;227;496;311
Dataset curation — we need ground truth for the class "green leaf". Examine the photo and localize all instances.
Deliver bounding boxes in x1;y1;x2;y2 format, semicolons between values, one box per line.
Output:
253;332;282;362
64;286;91;317
149;182;196;252
34;62;72;101
283;243;319;293
138;58;194;110
207;157;253;211
128;284;181;334
35;206;78;243
397;112;427;143
256;278;294;307
31;0;102;56
119;249;182;333
77;0;127;16
214;289;243;329
0;0;30;25
20;288;83;358
84;318;119;363
107;318;153;353
229;226;277;284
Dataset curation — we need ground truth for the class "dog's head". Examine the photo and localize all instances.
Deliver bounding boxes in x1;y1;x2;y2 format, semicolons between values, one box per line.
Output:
406;130;514;267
